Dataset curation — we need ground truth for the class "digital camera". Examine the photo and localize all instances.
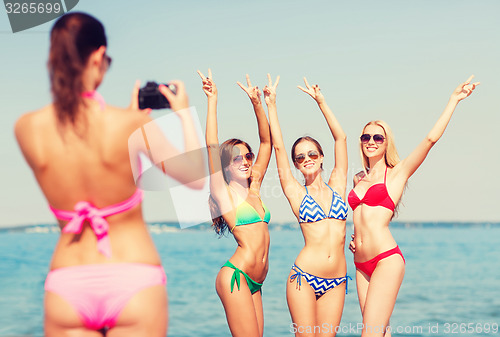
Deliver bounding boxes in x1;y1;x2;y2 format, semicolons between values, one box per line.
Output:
138;81;177;110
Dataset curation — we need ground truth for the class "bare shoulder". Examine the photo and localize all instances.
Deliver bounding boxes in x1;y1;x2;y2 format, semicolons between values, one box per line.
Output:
105;105;153;133
14;112;31;140
15;108;38;135
14;105;51;143
14;106;53;168
107;105;151;122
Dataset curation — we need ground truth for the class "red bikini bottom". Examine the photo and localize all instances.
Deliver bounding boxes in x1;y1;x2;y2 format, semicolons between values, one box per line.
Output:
355;246;405;277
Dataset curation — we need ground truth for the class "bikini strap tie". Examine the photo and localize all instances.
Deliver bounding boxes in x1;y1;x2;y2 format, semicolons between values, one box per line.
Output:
290;264;303;289
60;202;111;258
345;275;352;294
49;189;143;259
230;267;241;292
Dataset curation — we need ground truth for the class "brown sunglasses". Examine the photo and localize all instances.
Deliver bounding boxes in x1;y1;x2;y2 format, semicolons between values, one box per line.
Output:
294;150;319;164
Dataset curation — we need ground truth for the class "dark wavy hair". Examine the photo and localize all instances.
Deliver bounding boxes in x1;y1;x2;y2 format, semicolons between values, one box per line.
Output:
291;136;324;170
48;12;107;124
209;138;253;236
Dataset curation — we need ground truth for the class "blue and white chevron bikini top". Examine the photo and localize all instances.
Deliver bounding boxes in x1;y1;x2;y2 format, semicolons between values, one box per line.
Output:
299;183;348;222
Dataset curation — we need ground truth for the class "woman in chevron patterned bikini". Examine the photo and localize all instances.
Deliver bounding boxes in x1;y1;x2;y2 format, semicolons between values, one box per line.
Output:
348;76;479;337
266;76;349;336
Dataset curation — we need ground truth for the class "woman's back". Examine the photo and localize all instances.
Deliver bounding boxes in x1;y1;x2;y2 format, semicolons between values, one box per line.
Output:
15;101;160;268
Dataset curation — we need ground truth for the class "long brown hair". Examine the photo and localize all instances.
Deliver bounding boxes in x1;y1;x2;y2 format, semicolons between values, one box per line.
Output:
209;138;253;236
48;12;107;124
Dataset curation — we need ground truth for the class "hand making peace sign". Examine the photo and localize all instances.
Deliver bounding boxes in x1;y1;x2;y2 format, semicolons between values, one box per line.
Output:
197;68;217;99
263;73;280;106
297;77;325;104
237;74;262;106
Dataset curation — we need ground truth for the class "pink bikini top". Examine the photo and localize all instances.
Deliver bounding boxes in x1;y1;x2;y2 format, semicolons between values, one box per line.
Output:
82;90;106;110
348;167;395;212
49;189;144;257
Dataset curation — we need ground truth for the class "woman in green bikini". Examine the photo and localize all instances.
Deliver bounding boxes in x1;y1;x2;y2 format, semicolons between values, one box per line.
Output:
198;69;273;337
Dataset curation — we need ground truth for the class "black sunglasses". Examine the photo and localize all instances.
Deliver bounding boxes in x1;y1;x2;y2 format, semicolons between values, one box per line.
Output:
294;150;319;164
360;134;385;144
232;152;255;166
105;54;112;68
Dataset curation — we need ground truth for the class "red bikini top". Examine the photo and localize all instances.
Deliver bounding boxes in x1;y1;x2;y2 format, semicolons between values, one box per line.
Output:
348;167;395;212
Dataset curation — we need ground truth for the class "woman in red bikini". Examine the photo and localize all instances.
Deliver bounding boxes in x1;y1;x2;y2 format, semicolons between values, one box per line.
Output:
348;76;479;337
15;12;204;336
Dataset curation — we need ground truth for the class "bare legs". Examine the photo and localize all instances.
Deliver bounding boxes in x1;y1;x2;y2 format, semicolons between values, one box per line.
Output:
286;269;346;337
216;266;264;337
356;255;405;337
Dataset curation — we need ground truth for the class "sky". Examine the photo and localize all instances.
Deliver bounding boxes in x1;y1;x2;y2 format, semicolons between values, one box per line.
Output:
1;0;499;227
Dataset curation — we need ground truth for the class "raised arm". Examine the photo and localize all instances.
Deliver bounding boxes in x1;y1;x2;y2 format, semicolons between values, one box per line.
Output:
127;81;205;189
298;78;347;193
162;81;203;157
264;74;302;199
237;74;272;189
396;75;480;180
197;69;229;205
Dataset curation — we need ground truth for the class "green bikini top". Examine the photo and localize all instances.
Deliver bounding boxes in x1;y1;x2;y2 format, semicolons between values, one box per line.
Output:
229;189;271;232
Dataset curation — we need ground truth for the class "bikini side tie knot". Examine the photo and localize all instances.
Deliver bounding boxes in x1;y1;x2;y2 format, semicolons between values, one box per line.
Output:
289;265;303;288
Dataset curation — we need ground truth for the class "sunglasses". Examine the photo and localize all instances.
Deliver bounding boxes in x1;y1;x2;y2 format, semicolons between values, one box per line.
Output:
294;150;319;164
360;134;385;144
105;54;112;68
232;152;255;166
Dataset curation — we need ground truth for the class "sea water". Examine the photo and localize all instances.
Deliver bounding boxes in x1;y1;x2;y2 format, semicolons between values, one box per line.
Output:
0;224;499;337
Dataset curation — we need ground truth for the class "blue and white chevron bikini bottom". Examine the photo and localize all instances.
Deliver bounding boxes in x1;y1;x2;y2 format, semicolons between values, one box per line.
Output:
289;264;351;299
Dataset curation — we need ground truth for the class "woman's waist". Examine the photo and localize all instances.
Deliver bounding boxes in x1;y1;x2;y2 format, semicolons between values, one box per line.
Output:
50;225;161;269
233;243;269;263
353;221;392;244
49;252;163;271
233;229;270;255
227;253;269;283
352;210;392;230
302;232;346;250
293;253;347;278
300;237;345;254
229;247;269;282
295;247;346;277
46;261;165;276
353;237;399;263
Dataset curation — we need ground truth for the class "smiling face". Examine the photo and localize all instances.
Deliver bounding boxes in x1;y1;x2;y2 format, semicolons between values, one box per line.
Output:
360;120;401;170
361;124;387;159
226;143;254;183
293;140;324;176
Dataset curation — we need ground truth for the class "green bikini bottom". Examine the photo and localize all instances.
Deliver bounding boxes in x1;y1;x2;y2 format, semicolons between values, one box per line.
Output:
222;260;263;294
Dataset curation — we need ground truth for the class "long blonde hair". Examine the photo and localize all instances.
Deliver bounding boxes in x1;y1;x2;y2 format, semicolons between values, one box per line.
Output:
360;120;400;172
359;120;404;218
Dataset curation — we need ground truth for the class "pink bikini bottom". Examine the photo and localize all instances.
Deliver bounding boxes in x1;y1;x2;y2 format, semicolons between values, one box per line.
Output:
45;263;166;330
